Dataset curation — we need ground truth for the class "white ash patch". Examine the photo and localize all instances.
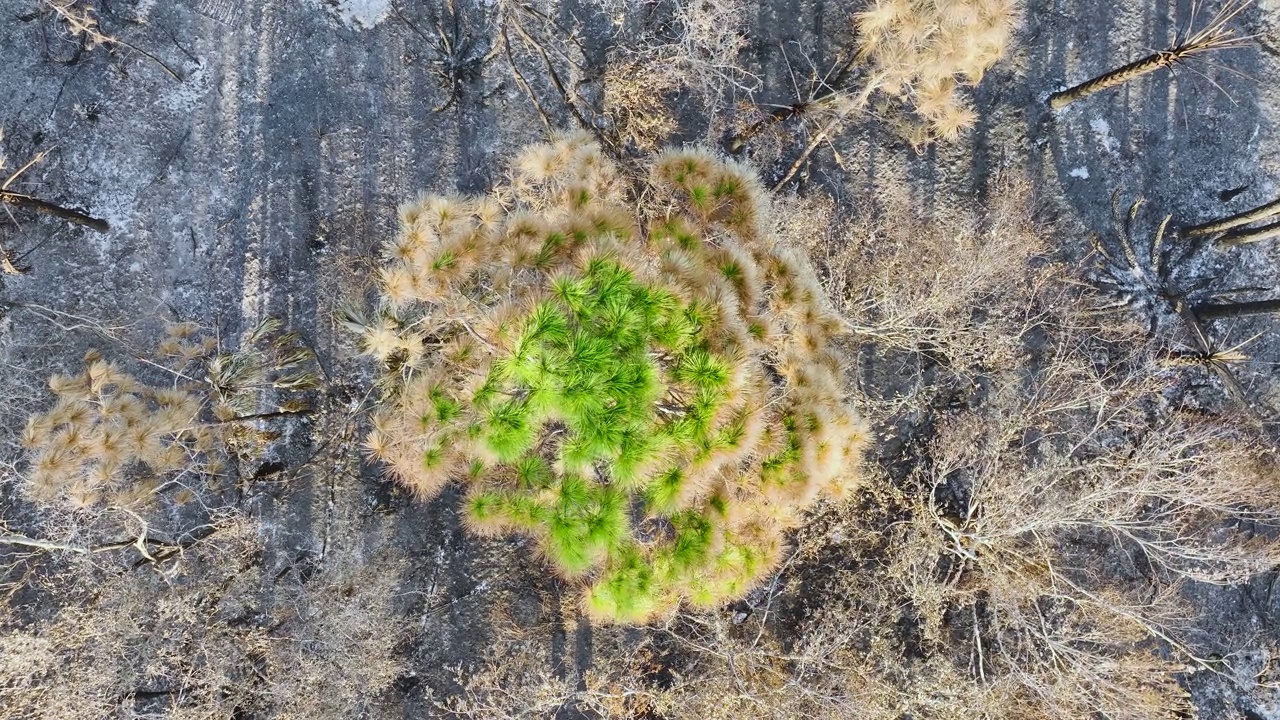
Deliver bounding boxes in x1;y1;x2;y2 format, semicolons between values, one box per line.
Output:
1089;116;1119;154
317;0;392;29
159;62;213;113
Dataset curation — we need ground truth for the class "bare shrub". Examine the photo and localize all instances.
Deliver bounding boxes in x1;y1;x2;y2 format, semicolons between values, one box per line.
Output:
666;0;757;99
804;180;1280;718
879;349;1276;718
440;598;884;720
441;658;580;719
0;515;265;719
0;517;409;719
778;179;1058;377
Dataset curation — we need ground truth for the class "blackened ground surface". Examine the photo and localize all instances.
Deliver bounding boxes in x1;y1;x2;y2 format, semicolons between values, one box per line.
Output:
1;0;1279;717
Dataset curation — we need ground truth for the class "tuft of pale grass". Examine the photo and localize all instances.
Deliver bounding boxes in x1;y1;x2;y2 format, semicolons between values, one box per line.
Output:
853;0;1020;142
602;53;682;152
18;318;318;513
21;350;212;511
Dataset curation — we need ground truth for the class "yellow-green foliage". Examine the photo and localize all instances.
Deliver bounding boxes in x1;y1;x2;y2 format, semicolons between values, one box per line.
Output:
354;135;866;623
854;0;1018;142
21;319;317;511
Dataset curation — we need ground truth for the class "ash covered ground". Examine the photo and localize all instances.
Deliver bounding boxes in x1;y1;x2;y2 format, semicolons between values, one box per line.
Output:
3;0;1280;717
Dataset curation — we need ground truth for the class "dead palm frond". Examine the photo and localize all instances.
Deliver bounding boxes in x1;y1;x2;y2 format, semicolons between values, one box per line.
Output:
1050;0;1253;109
1185;195;1280;240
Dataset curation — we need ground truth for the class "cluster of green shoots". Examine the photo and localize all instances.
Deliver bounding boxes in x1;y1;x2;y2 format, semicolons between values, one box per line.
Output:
21;319;316;511
350;135;866;623
854;0;1018;142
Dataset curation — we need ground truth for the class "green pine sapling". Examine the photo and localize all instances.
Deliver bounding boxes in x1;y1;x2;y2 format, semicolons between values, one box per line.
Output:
350;135;865;623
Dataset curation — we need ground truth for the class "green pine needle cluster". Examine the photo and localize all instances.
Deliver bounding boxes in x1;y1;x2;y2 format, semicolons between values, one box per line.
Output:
354;135;866;623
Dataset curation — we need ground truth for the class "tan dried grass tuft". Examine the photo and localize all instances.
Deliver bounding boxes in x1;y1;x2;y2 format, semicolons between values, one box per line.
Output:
854;0;1020;142
18;319;318;512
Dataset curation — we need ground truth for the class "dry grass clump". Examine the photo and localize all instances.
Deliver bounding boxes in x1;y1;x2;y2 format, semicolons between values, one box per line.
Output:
597;0;756;144
18;319;317;512
348;134;866;623
0;518;408;719
853;0;1020;142
20;347;217;511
